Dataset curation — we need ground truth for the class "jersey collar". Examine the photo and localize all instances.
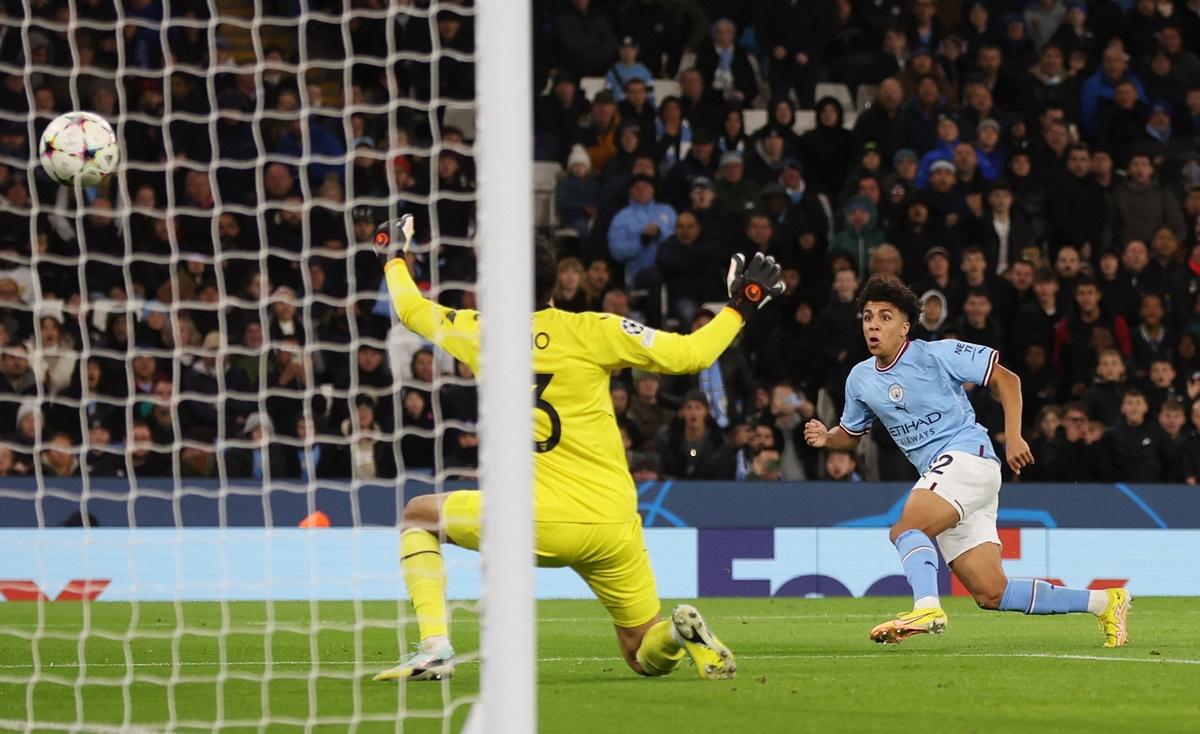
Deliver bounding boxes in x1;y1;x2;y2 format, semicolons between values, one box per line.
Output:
874;339;910;373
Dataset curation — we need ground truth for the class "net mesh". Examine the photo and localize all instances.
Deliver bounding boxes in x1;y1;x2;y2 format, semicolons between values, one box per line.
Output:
0;1;480;729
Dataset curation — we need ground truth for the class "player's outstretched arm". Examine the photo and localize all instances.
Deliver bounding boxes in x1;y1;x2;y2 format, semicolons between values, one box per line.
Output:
803;420;861;451
592;253;785;374
376;215;480;371
987;363;1034;475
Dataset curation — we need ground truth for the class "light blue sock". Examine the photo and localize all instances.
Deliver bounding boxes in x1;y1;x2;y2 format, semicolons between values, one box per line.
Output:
894;529;940;607
999;579;1092;614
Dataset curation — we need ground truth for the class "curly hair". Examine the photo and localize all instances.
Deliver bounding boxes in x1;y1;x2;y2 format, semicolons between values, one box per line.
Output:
857;273;921;323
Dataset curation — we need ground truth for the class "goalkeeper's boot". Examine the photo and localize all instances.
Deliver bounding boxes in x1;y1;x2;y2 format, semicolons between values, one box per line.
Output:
671;604;736;679
372;641;455;682
869;607;947;645
1097;588;1131;648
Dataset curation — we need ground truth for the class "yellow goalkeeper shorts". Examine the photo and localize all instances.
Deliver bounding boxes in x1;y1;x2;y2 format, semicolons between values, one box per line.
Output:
441;490;660;629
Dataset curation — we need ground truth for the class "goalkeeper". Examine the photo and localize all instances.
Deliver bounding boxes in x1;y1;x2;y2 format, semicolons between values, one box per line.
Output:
373;215;783;682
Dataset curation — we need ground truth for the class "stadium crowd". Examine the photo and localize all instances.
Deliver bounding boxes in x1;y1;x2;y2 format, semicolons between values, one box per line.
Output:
1;0;1200;486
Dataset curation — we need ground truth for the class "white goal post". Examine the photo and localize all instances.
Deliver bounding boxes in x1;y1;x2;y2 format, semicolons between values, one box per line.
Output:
475;0;536;731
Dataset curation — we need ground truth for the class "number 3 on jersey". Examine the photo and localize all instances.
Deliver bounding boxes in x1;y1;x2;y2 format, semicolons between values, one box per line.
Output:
534;373;562;453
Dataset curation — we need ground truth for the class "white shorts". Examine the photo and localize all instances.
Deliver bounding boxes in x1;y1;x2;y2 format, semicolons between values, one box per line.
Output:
912;450;1003;564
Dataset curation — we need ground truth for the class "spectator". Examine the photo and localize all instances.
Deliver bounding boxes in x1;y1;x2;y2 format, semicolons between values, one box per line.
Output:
119;422;171;478
1103;388;1171;482
617;78;657;138
799;97;854;199
973;184;1033;277
1054;276;1133;395
679;67;726;136
755;0;832;108
1145;357;1186;414
824;449;862;481
830;197;886;279
746;445;784;481
553;256;588;313
1083;348;1129;427
1157;398;1194;483
1184;399;1200;485
575;90;621;174
854;78;905;160
1040;402;1116;481
695;19;757;109
957;287;1003;351
41;432;80;478
554;0;618;77
556;145;601;238
656;211;729;324
627;371;675;448
686;176;739;246
717;109;749;157
227;412;299;480
1081;43;1147;138
608;174;676;289
1048;144;1107;252
664;127;718;210
1107;152;1187;254
713;151;760;223
535;72;590;163
1132;293;1177;375
605;36;653;103
656;390;735;479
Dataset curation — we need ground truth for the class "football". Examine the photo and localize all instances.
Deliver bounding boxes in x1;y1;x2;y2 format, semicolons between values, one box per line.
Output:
38;111;120;187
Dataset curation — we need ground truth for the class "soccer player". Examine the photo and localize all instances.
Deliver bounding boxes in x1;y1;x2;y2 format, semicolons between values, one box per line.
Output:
804;274;1130;647
373;215;784;681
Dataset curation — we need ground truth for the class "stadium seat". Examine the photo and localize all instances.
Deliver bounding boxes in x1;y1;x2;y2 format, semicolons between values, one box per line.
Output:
443;104;476;141
793;110;816;135
843;111;857;130
855;84;877;112
742;108;768;136
579;76;606;101
533;161;563;229
815;82;854;112
652;79;681;101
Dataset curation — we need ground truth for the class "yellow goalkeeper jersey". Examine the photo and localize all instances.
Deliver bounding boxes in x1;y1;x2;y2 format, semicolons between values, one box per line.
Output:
384;259;742;524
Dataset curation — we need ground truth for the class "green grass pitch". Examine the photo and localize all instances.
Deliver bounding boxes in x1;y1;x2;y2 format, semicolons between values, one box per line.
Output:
1;597;1197;732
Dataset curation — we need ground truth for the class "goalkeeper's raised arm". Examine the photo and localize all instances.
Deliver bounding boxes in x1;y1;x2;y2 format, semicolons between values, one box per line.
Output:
376;216;784;377
377;215;482;374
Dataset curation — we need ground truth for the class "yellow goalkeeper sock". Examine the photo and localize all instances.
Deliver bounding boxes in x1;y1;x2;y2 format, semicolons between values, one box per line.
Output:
635;620;684;676
401;527;448;642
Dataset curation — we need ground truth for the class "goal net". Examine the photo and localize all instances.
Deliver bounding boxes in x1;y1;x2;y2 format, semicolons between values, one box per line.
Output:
0;1;532;730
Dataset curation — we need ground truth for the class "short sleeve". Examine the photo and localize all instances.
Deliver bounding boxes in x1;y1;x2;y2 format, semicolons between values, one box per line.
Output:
837;374;875;436
926;339;999;387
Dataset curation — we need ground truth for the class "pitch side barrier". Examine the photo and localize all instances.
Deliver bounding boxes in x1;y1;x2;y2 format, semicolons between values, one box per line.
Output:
2;479;1196;529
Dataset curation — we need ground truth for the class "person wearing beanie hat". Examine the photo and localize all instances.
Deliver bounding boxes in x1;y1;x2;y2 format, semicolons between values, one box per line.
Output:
557;143;601;238
714;149;761;222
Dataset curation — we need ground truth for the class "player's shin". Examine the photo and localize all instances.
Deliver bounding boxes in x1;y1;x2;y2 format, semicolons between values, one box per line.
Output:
634;620;685;676
895;529;941;609
998;579;1108;615
401;527;450;647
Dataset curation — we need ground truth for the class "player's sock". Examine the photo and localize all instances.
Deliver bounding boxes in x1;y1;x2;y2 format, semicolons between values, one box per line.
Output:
634;620;684;676
401;527;448;642
894;529;941;609
998;579;1101;614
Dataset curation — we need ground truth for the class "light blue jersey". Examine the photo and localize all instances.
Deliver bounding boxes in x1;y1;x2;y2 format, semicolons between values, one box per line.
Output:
838;339;1000;473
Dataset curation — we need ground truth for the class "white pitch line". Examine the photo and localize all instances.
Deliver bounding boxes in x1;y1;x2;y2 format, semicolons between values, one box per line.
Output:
0;614;886;629
0;652;1196;671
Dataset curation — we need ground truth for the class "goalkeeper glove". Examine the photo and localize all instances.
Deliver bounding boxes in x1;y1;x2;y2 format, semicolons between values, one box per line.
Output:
725;252;785;321
372;213;415;266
